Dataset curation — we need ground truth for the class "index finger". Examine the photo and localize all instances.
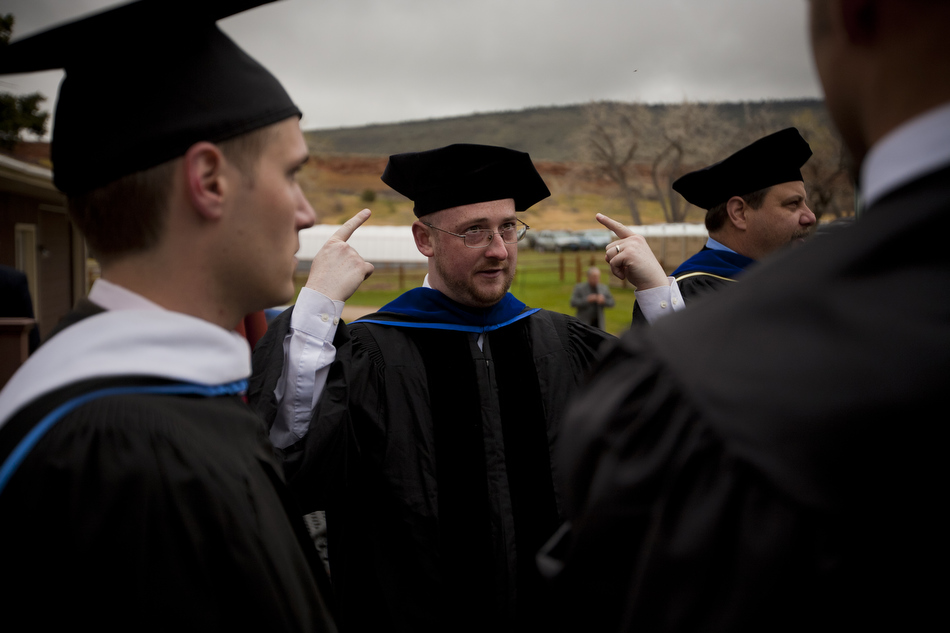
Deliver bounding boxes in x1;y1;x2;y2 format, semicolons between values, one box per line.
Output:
331;208;372;242
596;213;635;238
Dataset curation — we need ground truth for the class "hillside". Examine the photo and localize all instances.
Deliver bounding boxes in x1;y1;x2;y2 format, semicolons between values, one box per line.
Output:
300;99;853;229
1;100;845;231
304;99;829;162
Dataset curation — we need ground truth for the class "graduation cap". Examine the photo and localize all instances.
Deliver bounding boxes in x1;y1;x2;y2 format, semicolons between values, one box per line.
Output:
672;128;813;210
0;0;299;195
381;144;551;218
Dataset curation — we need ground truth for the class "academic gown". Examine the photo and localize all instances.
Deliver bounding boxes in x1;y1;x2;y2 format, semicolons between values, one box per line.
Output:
251;289;613;633
632;247;755;324
0;306;336;632
543;164;950;632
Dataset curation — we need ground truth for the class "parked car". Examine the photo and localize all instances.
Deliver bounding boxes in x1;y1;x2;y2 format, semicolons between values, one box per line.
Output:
573;231;595;250
534;230;581;252
532;230;557;251
578;228;614;250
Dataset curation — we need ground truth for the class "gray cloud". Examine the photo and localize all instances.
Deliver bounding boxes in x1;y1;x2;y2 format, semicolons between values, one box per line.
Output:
1;0;821;134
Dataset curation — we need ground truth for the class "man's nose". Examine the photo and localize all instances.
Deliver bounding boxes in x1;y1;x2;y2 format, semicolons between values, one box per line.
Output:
484;231;509;258
296;190;316;231
801;203;817;226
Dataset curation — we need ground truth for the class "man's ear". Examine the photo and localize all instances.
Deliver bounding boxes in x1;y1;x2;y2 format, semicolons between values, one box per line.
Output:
840;0;878;45
412;221;435;258
726;196;749;231
183;142;228;221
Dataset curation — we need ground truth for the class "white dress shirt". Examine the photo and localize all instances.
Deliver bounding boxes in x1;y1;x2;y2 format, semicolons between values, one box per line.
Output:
861;101;950;207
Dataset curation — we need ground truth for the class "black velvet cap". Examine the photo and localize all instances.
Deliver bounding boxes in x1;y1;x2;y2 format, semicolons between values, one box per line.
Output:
672;128;812;210
381;144;551;217
0;0;300;195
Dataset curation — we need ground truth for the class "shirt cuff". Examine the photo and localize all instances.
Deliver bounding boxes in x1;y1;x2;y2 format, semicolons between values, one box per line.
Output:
290;287;345;338
634;277;685;324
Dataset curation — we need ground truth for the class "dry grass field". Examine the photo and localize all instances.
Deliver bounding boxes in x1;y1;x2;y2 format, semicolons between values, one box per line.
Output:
294;153;707;336
300;155;706;230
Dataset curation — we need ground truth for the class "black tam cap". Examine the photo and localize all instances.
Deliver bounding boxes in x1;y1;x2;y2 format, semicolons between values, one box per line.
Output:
381;144;551;218
672;128;812;210
0;0;300;195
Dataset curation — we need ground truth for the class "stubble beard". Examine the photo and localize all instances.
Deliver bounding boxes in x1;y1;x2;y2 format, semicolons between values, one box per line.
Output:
436;258;515;308
791;227;815;242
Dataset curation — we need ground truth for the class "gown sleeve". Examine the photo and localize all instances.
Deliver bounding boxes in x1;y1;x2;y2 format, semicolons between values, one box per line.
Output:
547;331;835;633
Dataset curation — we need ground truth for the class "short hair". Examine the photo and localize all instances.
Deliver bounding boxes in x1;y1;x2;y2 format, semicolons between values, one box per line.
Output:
67;124;278;265
704;186;770;232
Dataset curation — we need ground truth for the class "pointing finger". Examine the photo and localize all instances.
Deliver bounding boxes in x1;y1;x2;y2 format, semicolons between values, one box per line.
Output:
332;208;372;243
596;213;635;238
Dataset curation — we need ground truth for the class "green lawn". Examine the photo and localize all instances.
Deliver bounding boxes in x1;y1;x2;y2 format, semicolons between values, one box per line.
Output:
295;248;636;337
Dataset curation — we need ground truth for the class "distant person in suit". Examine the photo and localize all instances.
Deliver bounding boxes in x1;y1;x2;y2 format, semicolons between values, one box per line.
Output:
597;128;816;324
570;266;615;330
546;1;950;631
0;264;39;354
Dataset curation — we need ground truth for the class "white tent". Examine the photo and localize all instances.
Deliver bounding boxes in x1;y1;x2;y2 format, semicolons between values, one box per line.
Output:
627;223;708;237
295;223;708;264
296;224;427;264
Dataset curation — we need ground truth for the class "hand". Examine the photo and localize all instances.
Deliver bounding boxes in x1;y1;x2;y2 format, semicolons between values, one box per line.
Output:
304;209;375;301
597;213;668;290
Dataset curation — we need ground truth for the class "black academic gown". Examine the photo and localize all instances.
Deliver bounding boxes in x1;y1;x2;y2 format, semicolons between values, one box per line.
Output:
0;306;336;632
631;247;755;324
251;292;613;633
545;164;950;632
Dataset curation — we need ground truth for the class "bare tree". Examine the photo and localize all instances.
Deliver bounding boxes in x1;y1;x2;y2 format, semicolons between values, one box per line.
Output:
794;110;855;219
584;101;648;225
583;100;848;225
651;101;727;223
736;102;782;147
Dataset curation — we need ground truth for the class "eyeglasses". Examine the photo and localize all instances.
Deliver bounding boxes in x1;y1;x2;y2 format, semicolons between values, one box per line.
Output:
422;219;530;249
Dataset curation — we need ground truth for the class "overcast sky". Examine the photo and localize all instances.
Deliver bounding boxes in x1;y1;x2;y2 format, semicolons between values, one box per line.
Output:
1;0;821;135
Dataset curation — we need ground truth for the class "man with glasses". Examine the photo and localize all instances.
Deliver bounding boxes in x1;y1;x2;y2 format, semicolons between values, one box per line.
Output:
252;144;613;632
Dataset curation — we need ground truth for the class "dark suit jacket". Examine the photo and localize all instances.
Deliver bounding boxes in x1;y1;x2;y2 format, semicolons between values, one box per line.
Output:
570;282;615;330
550;164;950;631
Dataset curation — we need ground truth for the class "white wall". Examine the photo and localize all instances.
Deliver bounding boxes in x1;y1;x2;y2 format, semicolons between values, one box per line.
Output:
296;224;428;264
296;223;707;264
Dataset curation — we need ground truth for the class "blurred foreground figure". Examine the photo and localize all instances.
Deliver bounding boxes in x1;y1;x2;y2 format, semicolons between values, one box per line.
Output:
0;1;368;629
546;1;950;630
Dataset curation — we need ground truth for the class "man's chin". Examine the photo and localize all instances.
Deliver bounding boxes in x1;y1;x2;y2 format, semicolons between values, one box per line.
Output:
790;231;814;246
266;284;296;311
465;277;513;308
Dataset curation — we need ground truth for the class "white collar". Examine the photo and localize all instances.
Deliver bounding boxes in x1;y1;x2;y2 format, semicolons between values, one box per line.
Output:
861;101;950;207
705;236;737;254
88;278;165;311
0;308;251;427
